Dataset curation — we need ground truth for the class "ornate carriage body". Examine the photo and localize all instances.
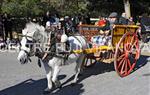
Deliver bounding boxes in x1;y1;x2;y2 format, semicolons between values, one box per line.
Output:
76;24;140;77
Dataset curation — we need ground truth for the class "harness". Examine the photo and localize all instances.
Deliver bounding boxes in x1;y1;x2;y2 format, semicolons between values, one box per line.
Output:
19;25;87;67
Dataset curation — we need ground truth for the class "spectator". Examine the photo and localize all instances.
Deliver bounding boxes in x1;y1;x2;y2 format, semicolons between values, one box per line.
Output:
108;12;119;30
63;16;74;35
72;14;80;32
128;17;135;25
119;12;128;25
85;13;91;24
140;13;150;33
79;15;86;25
3;13;13;41
42;11;50;27
54;14;60;26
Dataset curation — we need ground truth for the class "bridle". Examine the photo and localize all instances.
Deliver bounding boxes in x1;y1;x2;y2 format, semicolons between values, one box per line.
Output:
18;34;36;62
19;28;58;62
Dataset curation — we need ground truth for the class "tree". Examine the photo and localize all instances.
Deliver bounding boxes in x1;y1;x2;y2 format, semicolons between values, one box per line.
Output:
87;0;124;16
87;0;150;17
0;0;4;13
1;0;43;17
123;0;131;18
1;0;149;17
59;0;88;16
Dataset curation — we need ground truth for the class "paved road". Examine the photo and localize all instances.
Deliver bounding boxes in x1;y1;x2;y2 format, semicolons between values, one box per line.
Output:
0;50;149;95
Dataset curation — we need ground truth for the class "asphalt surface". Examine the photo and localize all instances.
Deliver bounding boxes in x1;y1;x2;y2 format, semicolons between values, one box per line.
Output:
0;47;150;95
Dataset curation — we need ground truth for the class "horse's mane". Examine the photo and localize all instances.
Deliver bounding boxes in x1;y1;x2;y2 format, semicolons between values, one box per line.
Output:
23;22;45;35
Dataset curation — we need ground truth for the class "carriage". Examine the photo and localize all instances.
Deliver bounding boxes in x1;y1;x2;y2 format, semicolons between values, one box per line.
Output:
73;24;140;77
17;22;141;93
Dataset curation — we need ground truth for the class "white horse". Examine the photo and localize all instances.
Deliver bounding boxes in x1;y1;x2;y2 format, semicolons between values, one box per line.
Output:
17;22;87;94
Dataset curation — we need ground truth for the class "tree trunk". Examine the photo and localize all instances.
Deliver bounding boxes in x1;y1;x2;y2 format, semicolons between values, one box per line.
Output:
123;0;131;18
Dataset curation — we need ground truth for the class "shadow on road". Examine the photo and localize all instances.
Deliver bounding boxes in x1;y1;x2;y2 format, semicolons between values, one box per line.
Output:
0;75;84;95
135;55;150;77
62;62;115;86
63;55;150;85
134;55;149;73
0;78;47;95
0;55;149;95
0;62;114;95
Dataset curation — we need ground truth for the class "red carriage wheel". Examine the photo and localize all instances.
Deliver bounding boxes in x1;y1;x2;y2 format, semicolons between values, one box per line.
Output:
114;32;140;77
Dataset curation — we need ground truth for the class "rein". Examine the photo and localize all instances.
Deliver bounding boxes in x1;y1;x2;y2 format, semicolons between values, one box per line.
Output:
42;31;52;60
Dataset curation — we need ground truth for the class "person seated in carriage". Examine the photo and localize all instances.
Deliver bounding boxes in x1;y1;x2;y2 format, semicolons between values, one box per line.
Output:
108;12;119;30
91;16;111;47
91;12;119;47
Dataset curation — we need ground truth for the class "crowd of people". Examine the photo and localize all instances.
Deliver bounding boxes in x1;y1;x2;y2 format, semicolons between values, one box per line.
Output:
0;13;13;43
41;11;91;34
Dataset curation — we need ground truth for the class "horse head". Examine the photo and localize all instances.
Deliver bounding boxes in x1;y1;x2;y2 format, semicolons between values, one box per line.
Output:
17;22;45;64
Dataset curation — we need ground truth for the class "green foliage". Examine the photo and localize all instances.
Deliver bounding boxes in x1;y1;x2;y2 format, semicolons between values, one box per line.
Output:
87;0;150;16
1;0;43;17
0;0;149;17
1;0;88;17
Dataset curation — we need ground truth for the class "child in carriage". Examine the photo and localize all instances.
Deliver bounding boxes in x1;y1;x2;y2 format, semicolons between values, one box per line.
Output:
91;17;111;47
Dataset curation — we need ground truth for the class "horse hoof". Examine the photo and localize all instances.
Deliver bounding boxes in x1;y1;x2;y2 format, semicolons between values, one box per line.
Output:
78;73;82;76
54;80;62;89
58;85;62;89
43;88;52;94
70;83;76;86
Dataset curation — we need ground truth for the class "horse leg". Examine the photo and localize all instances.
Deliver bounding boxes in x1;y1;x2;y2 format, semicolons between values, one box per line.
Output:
72;55;84;84
52;65;61;88
43;61;53;94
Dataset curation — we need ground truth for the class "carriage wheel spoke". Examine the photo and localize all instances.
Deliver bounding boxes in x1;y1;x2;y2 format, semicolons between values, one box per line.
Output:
117;54;125;61
127;35;131;42
130;34;135;44
127;59;132;68
118;46;123;53
118;58;125;69
120;61;126;74
127;62;136;74
126;44;131;51
125;60;128;75
126;36;131;49
131;41;138;49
